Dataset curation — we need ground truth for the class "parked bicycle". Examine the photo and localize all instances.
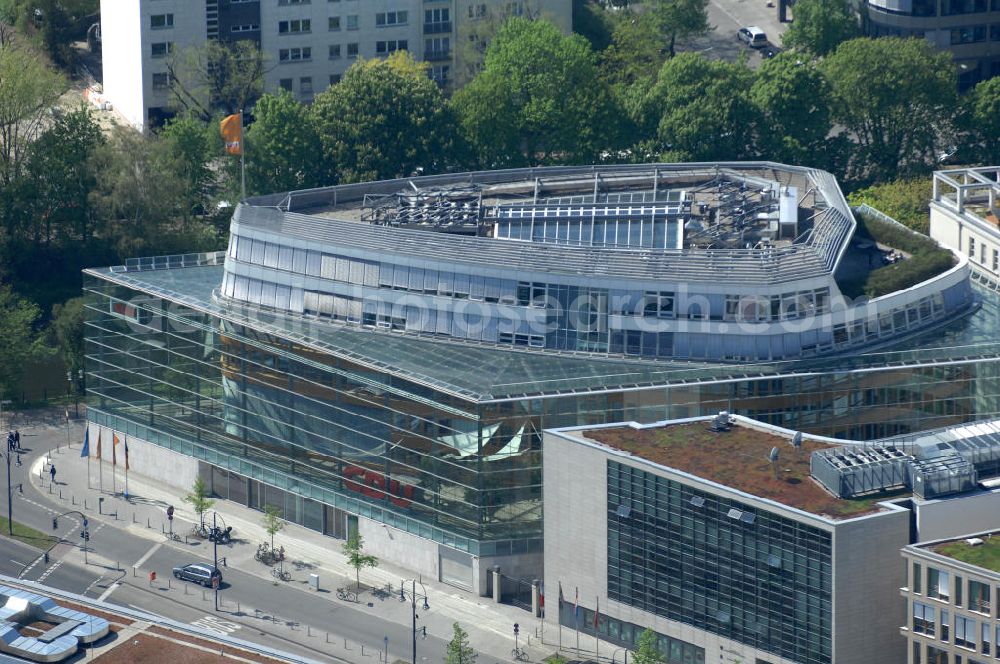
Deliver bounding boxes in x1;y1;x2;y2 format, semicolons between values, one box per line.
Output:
271;566;291;582
254;542;285;566
336;586;359;602
511;647;528;662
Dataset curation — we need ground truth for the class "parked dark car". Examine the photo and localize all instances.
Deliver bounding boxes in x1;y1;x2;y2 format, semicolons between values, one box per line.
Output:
172;563;222;587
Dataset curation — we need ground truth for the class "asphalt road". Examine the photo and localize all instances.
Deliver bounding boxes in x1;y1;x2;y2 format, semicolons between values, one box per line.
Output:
679;0;790;67
0;429;457;664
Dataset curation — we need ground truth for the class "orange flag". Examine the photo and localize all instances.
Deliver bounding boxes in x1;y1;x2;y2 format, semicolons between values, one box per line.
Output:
112;433;120;466
220;113;242;155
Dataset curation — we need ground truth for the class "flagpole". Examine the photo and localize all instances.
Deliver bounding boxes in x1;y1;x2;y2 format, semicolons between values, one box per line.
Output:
98;432;103;494
124;437;129;500
575;587;579;654
239;109;246;199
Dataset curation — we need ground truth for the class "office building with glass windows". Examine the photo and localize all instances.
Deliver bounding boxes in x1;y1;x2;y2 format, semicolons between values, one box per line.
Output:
543;415;913;664
82;163;1000;593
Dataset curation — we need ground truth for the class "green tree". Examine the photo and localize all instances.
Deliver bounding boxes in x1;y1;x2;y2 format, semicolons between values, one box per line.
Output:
312;51;455;183
245;90;326;195
22;106;104;247
445;622;477;664
0;285;49;401
572;0;616;52
49;296;86;377
639;52;759;162
600;11;667;91
341;532;378;590
167;40;266;120
183;476;215;530
823;37;956;183
88;126;220;258
0;42;65;186
262;503;284;551
750;53;838;168
646;0;710;57
159;117;215;217
631;629;663;664
960;77;1000;165
781;0;860;56
452;17;621;167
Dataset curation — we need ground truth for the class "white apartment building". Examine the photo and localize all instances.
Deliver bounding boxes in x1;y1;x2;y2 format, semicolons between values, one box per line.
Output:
99;0;571;129
930;166;1000;289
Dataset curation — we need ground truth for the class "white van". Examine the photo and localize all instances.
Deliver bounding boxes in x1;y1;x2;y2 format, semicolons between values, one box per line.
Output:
737;26;768;48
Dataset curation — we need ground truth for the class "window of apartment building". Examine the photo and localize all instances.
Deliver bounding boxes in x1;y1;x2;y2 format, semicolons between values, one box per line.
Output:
329;73;341;85
279;78;293;90
279;19;311;34
329;16;340;30
278;47;311;61
943;0;987;12
913;601;936;635
426;8;450;23
150;14;174;29
941;609;950;641
969;580;991;613
981;242;988;264
982;622;991;656
151;72;170;89
506;1;525;16
300;76;313;93
928;568;950;601
992;24;1000;41
992;248;998;271
375;10;408;26
376;40;407;54
956;615;977;649
328;43;341;58
914;562;923;593
151;42;173;58
468;3;487;18
346;42;358;57
969;237;976;259
951;25;988;43
425;37;449;57
912;643;922;664
231;24;259;32
430;64;449;85
346;14;359;30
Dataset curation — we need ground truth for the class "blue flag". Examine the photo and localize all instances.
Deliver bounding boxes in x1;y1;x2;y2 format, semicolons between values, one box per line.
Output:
80;429;90;458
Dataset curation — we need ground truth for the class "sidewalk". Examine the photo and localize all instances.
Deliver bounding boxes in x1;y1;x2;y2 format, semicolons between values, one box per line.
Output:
24;418;593;664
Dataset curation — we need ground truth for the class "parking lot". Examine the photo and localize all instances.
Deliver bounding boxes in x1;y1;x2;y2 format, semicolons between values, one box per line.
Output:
677;0;791;67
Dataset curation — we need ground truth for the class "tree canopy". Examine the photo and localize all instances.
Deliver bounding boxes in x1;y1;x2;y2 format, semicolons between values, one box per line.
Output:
0;285;49;400
312;51;456;183
167;39;266;120
750;53;838;168
961;77;1000;166
245;90;326;195
452;17;622;167
639;52;759;162
823;37;956;183
781;0;860;56
445;623;477;664
645;0;710;57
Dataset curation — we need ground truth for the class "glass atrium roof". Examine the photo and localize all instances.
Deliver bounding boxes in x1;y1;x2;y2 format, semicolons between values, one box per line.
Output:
86;262;1000;403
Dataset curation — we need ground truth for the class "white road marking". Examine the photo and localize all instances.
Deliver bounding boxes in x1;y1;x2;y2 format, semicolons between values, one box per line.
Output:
190;615;241;636
97;581;120;602
132;540;163;570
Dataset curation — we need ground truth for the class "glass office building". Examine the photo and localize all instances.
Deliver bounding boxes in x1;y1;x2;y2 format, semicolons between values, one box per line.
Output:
83;164;1000;588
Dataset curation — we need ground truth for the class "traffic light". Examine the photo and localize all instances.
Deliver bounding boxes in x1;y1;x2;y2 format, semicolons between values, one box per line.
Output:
513;623;519;636
83;531;90;542
166;505;174;520
51;517;58;530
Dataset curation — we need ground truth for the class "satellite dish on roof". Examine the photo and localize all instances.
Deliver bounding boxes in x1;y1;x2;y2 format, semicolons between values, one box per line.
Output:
792;432;803;449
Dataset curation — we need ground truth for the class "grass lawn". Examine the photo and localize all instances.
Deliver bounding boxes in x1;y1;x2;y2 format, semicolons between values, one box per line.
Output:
0;516;59;550
934;537;1000;573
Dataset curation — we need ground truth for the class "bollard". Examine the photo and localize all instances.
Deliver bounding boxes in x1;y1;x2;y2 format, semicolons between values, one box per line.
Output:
236;602;240;614
133;566;137;577
202;589;206;601
48;484;52;494
132;513;135;524
168;578;172;590
59;489;62;499
362;645;366;656
326;632;329;644
72;496;75;506
307;625;311;637
84;498;88;510
184;584;189;596
161;524;164;534
147;517;150;528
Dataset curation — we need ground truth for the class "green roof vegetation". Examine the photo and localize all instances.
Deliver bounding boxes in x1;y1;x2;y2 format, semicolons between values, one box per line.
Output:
934;537;1000;573
838;211;956;299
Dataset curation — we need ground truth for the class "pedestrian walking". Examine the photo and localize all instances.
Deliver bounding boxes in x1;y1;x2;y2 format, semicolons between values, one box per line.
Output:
13;430;20;450
49;464;56;483
6;432;12;452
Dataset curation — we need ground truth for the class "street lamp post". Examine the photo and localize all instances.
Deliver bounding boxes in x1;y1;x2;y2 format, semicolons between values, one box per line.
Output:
400;578;429;664
612;648;629;664
3;434;15;537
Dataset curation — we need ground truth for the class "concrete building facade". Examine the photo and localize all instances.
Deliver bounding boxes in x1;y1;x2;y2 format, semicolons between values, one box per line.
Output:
98;0;571;128
930;166;1000;289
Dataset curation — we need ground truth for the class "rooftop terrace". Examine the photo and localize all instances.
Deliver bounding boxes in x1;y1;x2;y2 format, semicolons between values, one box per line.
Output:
584;420;900;519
